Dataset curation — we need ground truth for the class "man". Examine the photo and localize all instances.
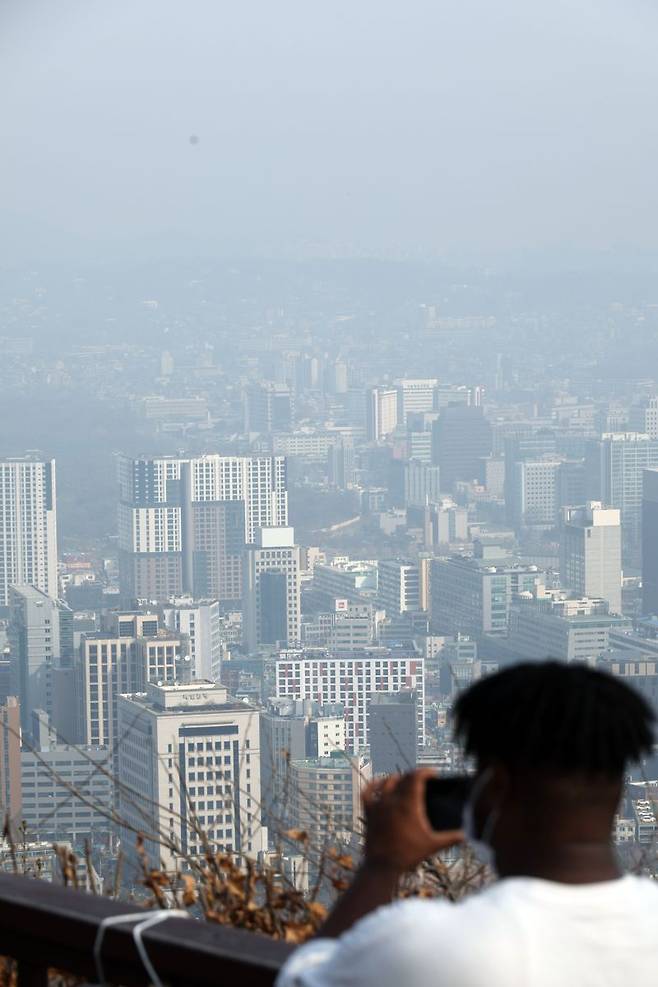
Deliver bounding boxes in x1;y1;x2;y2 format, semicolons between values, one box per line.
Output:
277;662;658;987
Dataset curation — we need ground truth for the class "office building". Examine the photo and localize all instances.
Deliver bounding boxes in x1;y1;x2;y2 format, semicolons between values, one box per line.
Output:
0;697;21;829
313;560;378;607
118;454;288;602
430;553;542;638
395;379;438;423
378;560;421;616
478;456;505;499
596;656;658;718
0;458;58;606
510;459;562;529
630;396;658;439
162;599;222;681
187;499;245;604
432;406;492;491
21;710;112;846
503;430;557;525
507;594;630;662
406;428;433;465
561;503;622;614
287;753;370;852
600;433;658;560
243;527;301;652
78;619;185;751
642;469;658;617
369;692;418;775
366;387;398;442
260;698;346;831
8;586;73;736
275;649;425;751
117;681;267;874
327;442;356;489
404;461;441;507
243;383;294;434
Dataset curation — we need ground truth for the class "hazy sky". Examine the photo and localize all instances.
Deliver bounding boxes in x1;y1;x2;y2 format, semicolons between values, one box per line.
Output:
2;0;658;263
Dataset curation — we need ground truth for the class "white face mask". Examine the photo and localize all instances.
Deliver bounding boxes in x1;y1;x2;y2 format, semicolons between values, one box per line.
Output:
462;767;500;870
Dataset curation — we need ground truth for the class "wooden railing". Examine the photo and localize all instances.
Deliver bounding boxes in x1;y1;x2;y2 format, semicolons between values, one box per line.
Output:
0;872;293;987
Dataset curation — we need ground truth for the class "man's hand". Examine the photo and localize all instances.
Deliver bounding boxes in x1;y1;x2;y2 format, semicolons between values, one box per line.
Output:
362;769;464;875
317;770;464;938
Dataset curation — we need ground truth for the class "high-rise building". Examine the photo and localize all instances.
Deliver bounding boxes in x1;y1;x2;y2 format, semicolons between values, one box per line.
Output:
8;586;73;735
260;698;346;831
503;429;557;524
0;697;21;829
600;433;658;561
507;594;630;662
642;469;658;617
21;710;112;846
377;560;421;616
162;599;222;681
561;502;622;614
243;384;294;434
275;649;425;751
287;753;370;852
432;406;492;491
118;455;288;602
78;616;186;752
395;379;438;424
243;527;301;653
327;442;356;489
478;456;505;499
404;461;441;507
366;387;398;442
510;459;562;529
0;457;58;606
187;500;245;604
313;560;378;607
630;396;658;439
369;691;418;775
430;552;542;638
117;680;266;875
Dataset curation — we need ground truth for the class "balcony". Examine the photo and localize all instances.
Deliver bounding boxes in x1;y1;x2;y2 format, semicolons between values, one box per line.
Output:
0;871;292;987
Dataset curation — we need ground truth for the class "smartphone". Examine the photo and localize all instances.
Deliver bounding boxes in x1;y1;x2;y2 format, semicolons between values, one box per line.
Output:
425;775;473;831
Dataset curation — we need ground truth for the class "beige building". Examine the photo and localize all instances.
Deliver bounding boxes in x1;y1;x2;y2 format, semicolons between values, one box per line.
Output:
117;681;266;876
79;629;185;750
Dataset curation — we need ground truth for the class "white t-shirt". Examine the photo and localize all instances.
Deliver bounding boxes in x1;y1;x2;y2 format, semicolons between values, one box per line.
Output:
276;875;658;987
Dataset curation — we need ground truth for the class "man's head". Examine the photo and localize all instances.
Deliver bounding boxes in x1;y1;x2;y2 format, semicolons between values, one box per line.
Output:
453;661;656;876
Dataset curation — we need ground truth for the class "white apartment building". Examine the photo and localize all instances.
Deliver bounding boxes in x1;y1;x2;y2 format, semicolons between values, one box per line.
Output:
275;650;425;751
117;454;288;601
561;502;622;614
0;458;58;606
242;527;301;652
117;681;266;875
